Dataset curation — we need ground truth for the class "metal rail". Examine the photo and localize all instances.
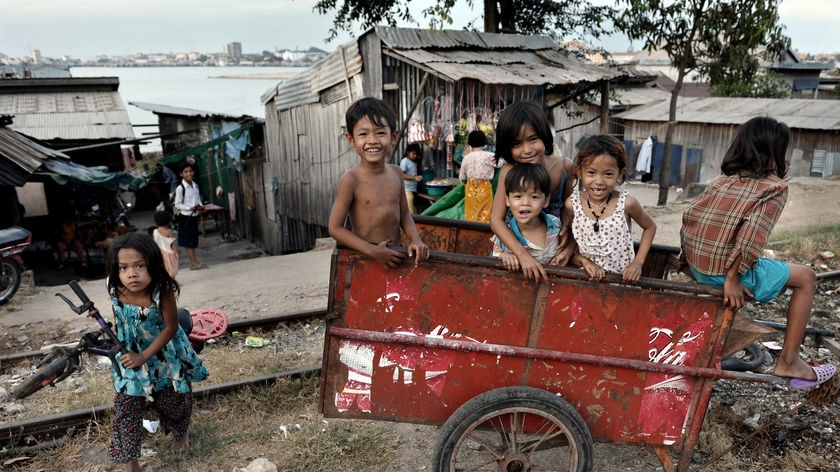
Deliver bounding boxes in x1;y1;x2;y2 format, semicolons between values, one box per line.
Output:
0;366;321;453
0;307;328;372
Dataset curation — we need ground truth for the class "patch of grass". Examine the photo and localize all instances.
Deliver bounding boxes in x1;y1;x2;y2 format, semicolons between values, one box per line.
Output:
769;224;840;258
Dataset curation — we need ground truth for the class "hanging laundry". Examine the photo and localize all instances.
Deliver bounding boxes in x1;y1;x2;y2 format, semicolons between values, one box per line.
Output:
636;136;654;174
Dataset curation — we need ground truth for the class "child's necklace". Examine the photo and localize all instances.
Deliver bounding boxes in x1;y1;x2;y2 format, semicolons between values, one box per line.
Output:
586;192;612;233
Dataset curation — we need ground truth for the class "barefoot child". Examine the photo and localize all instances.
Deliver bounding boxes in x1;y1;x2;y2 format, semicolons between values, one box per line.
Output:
566;135;657;282
105;232;208;471
681;116;836;388
173;161;207;270
328;97;430;268
490;100;576;281
152;210;179;278
491;163;562;269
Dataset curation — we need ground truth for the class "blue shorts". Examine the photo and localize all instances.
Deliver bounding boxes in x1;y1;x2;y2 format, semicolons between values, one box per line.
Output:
690;257;790;303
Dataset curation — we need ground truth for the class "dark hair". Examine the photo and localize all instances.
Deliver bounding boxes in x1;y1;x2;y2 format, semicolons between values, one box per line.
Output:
345;97;397;135
106;232;179;300
405;143;422;158
154;210;172;227
574;135;627;184
721;116;790;178
178;160;195;174
494;100;554;164
467;130;487;148
505;163;552;196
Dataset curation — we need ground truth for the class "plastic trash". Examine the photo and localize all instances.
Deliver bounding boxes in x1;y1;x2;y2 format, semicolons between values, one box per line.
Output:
245;336;265;348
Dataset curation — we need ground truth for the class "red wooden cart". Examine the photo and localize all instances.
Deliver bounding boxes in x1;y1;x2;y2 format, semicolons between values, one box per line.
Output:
318;216;825;471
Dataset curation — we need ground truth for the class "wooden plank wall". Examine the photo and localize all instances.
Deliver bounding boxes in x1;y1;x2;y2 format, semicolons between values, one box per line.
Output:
621;121;840;183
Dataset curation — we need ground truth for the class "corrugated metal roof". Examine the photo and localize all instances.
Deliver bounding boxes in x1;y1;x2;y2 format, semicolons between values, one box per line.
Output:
375;26;557;50
0;91;134;140
130;101;241;118
0;126;69;186
263;42;361;110
7;111;135;140
615;97;840;130
609;87;670;108
265;27;621;111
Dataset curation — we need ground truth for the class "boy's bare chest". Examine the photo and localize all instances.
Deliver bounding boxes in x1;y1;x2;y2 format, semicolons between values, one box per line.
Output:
354;172;402;202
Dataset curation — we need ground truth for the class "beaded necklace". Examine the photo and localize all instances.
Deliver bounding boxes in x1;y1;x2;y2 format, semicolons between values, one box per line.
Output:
586;192;612;233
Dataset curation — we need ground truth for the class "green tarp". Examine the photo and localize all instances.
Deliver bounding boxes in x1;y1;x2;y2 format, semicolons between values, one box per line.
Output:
40;159;144;190
421;167;501;220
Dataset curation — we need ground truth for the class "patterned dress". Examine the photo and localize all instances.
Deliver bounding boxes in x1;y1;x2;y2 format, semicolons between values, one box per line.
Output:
110;285;208;398
570;189;635;274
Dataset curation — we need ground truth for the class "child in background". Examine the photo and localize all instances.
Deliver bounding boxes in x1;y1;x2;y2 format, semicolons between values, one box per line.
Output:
173;161;207;270
400;143;424;214
152;210;179;278
565;135;656;282
56;216;87;271
459;130;499;223
105;232;208;471
681;116;835;388
328;97;430;268
490;100;576;280
492;163;561;268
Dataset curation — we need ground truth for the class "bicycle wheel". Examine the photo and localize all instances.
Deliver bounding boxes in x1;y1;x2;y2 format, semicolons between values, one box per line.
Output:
433;386;594;472
10;357;70;399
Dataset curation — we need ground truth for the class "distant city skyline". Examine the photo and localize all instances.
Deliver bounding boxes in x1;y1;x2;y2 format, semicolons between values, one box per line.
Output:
1;0;838;59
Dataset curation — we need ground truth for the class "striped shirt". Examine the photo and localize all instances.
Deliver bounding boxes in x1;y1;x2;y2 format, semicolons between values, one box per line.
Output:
681;173;787;276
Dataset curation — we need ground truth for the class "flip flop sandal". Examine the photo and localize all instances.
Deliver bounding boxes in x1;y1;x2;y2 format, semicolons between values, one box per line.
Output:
790;363;837;389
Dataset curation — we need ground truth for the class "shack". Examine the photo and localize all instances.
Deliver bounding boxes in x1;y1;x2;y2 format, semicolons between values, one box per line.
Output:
130;102;267;244
261;26;621;254
616;96;840;184
0;77;135;171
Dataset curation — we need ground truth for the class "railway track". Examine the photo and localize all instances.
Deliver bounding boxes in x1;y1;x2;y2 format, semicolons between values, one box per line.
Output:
0;308;327;453
0;307;328;373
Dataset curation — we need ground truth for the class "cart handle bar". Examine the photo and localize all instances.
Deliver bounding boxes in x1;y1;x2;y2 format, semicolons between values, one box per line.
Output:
328;326;787;386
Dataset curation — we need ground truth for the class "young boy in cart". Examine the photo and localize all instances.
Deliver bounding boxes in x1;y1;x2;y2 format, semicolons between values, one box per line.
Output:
328;97;430;268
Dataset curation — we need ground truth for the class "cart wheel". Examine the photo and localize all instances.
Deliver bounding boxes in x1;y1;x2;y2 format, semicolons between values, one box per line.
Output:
721;343;767;372
188;309;228;341
433;386;594;472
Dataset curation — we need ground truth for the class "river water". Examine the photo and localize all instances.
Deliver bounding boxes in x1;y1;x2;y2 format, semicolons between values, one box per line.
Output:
71;66;303;150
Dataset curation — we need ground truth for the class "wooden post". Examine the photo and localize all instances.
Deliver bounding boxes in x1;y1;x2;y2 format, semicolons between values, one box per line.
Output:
391;72;430;162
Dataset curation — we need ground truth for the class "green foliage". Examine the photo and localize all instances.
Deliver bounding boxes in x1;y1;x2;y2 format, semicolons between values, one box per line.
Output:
709;70;791;98
612;0;790;201
614;0;790;86
313;0;616;41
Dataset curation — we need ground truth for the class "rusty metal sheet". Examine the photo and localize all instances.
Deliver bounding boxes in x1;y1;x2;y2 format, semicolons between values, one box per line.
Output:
321;246;731;449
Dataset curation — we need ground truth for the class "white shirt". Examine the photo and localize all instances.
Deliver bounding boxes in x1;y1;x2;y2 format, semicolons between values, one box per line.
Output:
174;180;202;216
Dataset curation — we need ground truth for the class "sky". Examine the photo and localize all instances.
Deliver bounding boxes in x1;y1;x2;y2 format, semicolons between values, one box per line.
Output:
0;0;836;59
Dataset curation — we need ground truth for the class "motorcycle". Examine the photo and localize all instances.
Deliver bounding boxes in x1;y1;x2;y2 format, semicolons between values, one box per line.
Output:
0;225;33;305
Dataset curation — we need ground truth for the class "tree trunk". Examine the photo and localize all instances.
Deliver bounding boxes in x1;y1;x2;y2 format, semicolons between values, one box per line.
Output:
484;0;498;33
659;60;688;206
499;0;516;33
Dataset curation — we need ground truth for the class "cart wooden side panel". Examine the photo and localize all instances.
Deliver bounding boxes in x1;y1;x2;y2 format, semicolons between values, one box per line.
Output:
320;245;732;451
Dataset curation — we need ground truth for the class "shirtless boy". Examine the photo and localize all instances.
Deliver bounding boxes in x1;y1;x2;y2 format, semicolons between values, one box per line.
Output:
328;97;430;268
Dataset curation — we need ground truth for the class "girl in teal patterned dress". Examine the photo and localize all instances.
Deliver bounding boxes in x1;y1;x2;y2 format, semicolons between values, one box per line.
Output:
105;232;208;471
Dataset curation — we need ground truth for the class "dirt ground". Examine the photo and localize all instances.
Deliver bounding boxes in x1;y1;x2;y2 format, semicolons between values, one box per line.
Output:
2;176;840;471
